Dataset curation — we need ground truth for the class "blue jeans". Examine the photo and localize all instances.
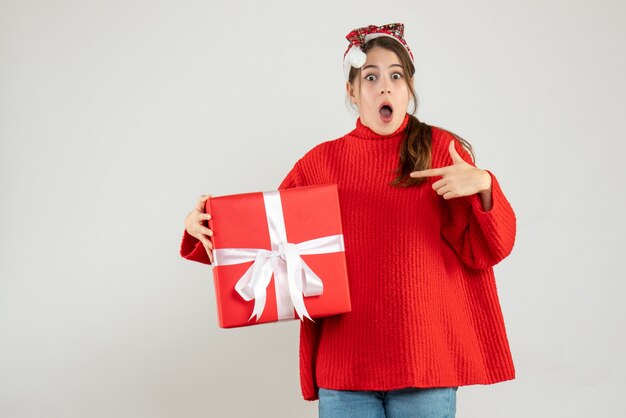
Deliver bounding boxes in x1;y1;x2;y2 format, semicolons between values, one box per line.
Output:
318;386;458;418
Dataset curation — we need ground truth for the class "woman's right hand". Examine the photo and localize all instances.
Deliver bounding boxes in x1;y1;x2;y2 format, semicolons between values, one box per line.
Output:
185;194;214;263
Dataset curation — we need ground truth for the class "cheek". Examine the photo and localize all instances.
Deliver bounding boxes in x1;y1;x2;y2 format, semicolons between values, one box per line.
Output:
399;89;410;105
362;90;378;107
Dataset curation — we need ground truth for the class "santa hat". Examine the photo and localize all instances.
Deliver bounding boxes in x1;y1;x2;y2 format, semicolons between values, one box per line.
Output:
343;23;414;81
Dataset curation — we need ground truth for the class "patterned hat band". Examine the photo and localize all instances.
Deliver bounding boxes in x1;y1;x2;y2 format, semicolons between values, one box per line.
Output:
343;23;414;81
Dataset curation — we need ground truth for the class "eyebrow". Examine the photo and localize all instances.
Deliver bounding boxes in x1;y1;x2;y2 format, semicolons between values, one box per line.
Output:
362;64;403;71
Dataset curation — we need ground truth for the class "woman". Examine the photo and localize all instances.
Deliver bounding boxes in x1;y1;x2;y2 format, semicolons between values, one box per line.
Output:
181;23;516;418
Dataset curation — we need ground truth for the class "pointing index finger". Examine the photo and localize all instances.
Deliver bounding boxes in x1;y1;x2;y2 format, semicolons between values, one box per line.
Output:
409;167;445;178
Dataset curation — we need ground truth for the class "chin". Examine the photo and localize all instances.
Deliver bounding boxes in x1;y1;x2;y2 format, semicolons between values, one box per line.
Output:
364;114;400;135
379;117;401;134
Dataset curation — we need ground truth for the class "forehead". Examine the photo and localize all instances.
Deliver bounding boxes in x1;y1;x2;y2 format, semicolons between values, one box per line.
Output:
363;47;402;66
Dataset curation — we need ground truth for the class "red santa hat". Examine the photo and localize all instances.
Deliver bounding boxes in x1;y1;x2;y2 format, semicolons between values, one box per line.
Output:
343;23;414;81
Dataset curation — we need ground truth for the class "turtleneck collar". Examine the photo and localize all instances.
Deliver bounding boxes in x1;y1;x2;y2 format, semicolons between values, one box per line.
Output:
350;113;410;141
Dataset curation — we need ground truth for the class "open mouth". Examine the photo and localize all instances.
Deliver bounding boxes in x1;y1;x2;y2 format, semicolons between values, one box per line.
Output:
379;103;393;122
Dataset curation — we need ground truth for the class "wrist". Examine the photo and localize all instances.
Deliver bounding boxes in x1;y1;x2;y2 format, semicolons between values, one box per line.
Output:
480;170;492;193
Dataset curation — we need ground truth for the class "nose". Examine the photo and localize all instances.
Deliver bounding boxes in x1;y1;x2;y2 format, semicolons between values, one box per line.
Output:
380;80;391;94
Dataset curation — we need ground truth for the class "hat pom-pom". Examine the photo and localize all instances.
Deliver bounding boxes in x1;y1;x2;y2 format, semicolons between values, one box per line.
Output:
347;46;367;69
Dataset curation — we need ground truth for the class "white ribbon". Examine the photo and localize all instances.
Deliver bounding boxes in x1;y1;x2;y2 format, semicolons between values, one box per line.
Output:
212;190;345;322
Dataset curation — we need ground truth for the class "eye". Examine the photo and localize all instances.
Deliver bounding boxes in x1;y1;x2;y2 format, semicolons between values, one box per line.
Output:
364;74;377;81
392;72;404;80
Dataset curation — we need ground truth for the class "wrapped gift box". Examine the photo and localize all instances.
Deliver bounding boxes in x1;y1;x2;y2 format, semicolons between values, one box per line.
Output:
206;184;351;328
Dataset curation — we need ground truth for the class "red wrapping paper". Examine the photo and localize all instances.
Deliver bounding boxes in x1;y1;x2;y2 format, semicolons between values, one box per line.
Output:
206;184;351;328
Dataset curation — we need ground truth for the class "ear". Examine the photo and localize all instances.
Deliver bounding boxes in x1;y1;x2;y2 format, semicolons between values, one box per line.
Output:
346;81;356;104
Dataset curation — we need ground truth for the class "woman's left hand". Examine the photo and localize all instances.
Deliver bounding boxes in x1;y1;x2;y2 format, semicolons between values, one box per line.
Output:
409;140;492;200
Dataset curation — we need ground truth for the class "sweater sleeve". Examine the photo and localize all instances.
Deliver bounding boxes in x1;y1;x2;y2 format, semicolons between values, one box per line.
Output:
179;228;212;265
439;135;517;270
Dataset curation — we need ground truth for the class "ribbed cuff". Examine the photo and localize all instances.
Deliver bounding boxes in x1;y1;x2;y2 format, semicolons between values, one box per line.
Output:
180;229;212;265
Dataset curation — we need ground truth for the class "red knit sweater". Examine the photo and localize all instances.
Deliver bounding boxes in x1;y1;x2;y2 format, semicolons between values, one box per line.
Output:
180;113;516;401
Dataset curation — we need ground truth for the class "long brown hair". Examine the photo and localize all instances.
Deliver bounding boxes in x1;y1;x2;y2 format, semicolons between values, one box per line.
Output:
347;36;474;187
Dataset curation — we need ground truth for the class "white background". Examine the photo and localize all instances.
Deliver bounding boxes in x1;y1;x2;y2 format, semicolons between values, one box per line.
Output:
1;0;624;417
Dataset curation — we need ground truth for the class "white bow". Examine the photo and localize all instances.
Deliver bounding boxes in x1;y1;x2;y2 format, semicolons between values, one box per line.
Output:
212;191;345;322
